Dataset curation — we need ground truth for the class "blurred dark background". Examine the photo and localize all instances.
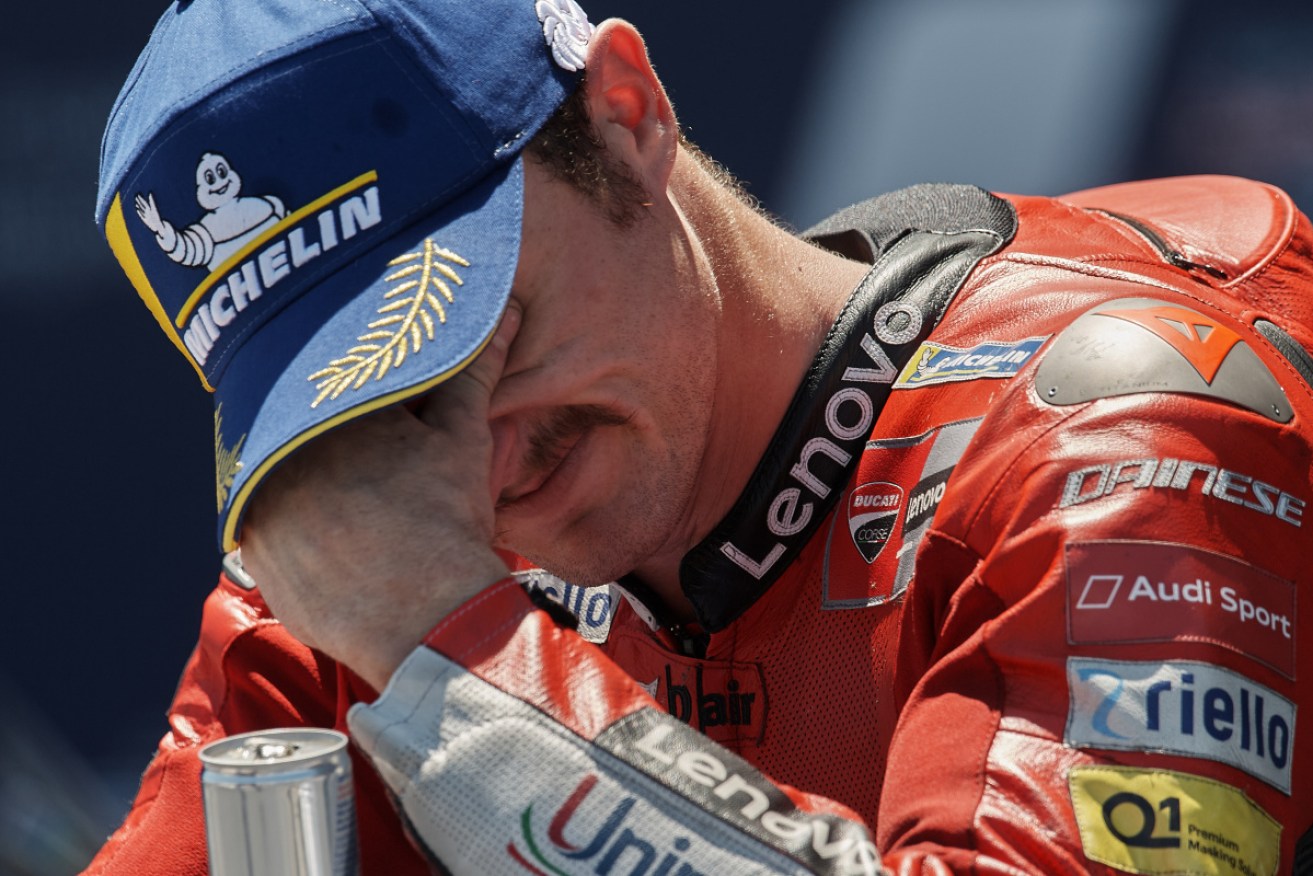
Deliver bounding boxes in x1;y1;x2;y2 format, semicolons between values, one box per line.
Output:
4;0;1313;872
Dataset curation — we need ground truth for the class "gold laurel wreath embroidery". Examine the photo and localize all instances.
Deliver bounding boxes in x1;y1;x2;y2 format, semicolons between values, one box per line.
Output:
308;239;470;408
214;404;247;512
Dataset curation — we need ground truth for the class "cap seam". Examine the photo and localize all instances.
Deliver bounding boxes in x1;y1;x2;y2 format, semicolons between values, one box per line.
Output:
192;29;510;382
355;0;498;151
367;21;490;165
98;16;376;222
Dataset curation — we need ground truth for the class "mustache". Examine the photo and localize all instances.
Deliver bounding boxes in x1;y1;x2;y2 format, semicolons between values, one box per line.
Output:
522;404;631;477
494;404;631;509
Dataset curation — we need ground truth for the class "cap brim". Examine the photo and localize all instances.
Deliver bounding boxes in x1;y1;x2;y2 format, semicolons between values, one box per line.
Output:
213;158;523;550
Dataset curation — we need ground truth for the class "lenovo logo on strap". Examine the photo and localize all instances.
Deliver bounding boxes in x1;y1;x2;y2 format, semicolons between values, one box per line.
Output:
720;302;917;580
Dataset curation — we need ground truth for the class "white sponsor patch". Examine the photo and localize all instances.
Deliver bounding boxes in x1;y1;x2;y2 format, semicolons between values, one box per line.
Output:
516;569;615;644
1066;658;1295;794
350;649;821;875
892;336;1048;388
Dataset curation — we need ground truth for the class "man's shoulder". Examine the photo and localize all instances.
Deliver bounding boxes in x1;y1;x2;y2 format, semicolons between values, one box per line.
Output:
1056;175;1298;279
805;182;1017;263
198;551;279;645
807;175;1303;290
165;556;340;745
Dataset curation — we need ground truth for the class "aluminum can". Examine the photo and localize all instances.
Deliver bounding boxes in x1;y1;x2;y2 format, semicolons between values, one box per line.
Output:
200;727;359;876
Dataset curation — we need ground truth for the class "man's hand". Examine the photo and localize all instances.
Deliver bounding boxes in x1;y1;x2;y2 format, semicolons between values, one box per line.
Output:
240;306;521;691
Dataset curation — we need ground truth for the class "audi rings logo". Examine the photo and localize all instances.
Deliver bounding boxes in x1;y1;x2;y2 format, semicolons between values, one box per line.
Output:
847;482;903;563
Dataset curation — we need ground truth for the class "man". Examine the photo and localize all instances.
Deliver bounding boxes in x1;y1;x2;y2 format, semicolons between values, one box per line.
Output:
90;0;1313;873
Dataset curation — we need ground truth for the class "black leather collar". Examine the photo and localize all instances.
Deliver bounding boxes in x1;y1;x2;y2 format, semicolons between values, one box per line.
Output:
677;184;1017;631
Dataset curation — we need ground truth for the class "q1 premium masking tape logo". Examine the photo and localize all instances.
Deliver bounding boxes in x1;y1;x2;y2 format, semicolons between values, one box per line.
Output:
1069;765;1280;876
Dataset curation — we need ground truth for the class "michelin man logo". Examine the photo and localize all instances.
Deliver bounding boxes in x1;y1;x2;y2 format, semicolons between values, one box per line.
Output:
135;153;286;272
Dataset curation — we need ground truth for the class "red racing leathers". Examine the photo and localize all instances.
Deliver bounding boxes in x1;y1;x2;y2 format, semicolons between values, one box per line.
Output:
86;176;1313;875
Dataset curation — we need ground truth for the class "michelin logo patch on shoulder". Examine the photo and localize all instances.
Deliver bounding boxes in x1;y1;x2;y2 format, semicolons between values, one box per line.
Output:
894;336;1049;389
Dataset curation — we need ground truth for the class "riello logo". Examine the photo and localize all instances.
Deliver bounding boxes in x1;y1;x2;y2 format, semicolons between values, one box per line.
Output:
508;775;706;876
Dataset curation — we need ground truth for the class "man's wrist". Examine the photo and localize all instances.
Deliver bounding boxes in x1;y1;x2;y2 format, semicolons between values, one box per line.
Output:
353;559;513;692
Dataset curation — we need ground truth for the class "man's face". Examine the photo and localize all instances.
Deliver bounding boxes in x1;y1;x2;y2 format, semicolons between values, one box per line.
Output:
480;156;720;584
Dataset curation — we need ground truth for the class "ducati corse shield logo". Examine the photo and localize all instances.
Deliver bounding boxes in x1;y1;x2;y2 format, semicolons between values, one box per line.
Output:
847;482;903;563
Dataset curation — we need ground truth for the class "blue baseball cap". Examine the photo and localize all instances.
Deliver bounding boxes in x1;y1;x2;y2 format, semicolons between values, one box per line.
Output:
96;0;594;551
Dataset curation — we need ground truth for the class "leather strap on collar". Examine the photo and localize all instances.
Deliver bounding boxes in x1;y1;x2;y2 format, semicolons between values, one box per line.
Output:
679;184;1015;630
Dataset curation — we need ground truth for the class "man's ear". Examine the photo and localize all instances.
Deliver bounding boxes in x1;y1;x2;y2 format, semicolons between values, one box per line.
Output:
583;19;678;194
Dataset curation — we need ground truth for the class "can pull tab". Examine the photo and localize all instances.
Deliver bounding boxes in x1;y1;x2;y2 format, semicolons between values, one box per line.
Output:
239;739;300;761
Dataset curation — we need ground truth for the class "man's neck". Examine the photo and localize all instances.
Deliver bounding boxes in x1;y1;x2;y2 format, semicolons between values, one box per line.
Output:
630;151;870;620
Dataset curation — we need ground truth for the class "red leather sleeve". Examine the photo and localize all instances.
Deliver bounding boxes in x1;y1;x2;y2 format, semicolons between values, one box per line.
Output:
878;374;1312;872
349;580;882;873
354;367;1310;874
82;574;430;876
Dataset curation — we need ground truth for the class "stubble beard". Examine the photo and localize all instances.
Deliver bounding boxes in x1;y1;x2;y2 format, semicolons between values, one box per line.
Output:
504;390;712;588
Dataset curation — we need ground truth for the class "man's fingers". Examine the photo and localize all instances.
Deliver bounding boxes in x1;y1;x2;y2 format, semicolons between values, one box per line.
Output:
466;303;522;395
413;303;521;430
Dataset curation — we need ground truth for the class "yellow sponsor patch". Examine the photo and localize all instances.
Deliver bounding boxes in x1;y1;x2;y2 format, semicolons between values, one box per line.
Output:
1069;766;1280;876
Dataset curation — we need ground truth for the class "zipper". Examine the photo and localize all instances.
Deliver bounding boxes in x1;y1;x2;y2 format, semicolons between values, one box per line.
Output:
667;624;711;658
1095;209;1229;280
616;574;711;658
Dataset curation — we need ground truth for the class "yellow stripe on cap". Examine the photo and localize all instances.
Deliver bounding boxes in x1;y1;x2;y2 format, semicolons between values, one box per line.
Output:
221;325;495;551
105;194;214;391
175;170;380;328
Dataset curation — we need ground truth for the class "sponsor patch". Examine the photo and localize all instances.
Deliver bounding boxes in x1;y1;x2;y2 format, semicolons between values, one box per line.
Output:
847;482;904;563
1066;658;1295;793
1069;765;1280;876
655;663;764;746
353;648;862;876
1066;541;1296;678
597;709;882;875
135;154;382;372
823;418;981;608
893;336;1048;389
508;773;714;876
516;569;615;644
710;287;916;592
1059;458;1306;528
608;632;766;746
